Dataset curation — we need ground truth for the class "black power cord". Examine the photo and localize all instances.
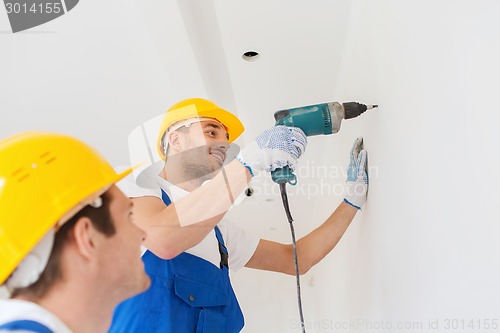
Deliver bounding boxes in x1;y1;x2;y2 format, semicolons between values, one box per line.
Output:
279;183;306;333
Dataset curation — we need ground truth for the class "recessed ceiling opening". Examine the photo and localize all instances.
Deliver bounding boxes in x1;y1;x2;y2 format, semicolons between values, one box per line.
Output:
242;51;259;61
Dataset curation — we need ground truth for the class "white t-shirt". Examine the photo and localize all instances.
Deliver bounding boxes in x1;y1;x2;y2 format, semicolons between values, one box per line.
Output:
0;299;72;333
119;176;259;272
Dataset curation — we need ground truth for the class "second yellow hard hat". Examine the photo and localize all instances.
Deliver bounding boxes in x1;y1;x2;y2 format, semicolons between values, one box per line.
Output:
0;131;133;286
156;98;244;160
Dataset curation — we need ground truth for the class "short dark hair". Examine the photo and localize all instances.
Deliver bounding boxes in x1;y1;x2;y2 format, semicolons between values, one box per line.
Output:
11;190;115;299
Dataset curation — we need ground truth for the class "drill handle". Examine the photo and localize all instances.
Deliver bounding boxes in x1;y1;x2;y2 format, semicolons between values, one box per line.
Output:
271;166;298;185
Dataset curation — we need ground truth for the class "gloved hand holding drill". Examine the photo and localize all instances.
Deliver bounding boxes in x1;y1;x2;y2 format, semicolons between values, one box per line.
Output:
237;125;307;176
344;137;369;210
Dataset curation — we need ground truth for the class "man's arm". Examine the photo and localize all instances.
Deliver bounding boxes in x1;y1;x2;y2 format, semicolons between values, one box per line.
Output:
131;127;309;260
245;201;357;275
132;159;250;259
246;137;369;275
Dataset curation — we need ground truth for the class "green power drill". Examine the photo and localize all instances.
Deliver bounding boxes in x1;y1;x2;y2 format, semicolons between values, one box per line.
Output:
272;101;377;184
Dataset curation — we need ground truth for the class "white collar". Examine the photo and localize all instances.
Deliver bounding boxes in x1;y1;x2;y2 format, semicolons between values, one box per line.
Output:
155;176;216;201
0;299;73;333
154;175;189;201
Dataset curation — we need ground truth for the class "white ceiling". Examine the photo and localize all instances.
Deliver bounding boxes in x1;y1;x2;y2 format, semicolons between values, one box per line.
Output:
1;0;353;164
1;0;361;234
167;0;353;142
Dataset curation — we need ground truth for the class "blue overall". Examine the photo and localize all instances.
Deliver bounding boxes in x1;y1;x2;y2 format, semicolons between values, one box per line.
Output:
0;320;53;333
109;190;244;333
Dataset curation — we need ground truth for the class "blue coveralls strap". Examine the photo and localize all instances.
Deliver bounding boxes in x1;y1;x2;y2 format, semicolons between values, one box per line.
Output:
109;189;244;333
0;320;54;333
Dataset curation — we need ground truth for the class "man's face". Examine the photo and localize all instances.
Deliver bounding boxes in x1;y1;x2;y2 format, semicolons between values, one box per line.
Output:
97;186;150;299
173;119;230;181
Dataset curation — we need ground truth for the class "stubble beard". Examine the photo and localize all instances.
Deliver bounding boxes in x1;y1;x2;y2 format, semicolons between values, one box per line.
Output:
182;146;223;186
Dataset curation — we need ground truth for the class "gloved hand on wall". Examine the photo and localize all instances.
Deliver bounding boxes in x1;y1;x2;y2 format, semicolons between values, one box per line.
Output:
237;126;307;176
344;137;369;210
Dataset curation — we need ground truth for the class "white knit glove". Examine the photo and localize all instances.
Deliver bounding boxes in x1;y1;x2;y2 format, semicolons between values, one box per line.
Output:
344;137;369;210
237;126;307;176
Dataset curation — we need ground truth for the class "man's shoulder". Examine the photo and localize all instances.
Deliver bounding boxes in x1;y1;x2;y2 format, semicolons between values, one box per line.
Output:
0;300;72;333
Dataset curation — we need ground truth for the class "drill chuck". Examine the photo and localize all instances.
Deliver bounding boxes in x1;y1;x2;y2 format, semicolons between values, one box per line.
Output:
342;102;378;119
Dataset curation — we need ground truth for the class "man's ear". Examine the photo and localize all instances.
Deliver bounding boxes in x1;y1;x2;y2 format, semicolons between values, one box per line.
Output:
72;217;98;260
167;131;182;153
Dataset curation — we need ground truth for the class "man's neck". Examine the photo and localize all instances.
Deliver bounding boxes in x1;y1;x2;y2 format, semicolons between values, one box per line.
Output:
162;162;220;193
160;165;199;192
16;281;117;333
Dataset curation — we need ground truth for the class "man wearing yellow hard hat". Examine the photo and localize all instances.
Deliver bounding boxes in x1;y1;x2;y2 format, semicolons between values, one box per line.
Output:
109;98;367;332
0;132;151;333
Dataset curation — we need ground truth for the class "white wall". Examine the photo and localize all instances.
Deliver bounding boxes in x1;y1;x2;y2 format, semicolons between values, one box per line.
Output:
2;1;500;332
230;1;500;332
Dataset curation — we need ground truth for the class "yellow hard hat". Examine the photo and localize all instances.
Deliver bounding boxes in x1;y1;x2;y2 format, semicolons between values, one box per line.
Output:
156;98;244;160
0;132;133;286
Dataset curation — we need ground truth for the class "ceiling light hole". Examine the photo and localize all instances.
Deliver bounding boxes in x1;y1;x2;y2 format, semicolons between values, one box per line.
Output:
242;51;259;61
